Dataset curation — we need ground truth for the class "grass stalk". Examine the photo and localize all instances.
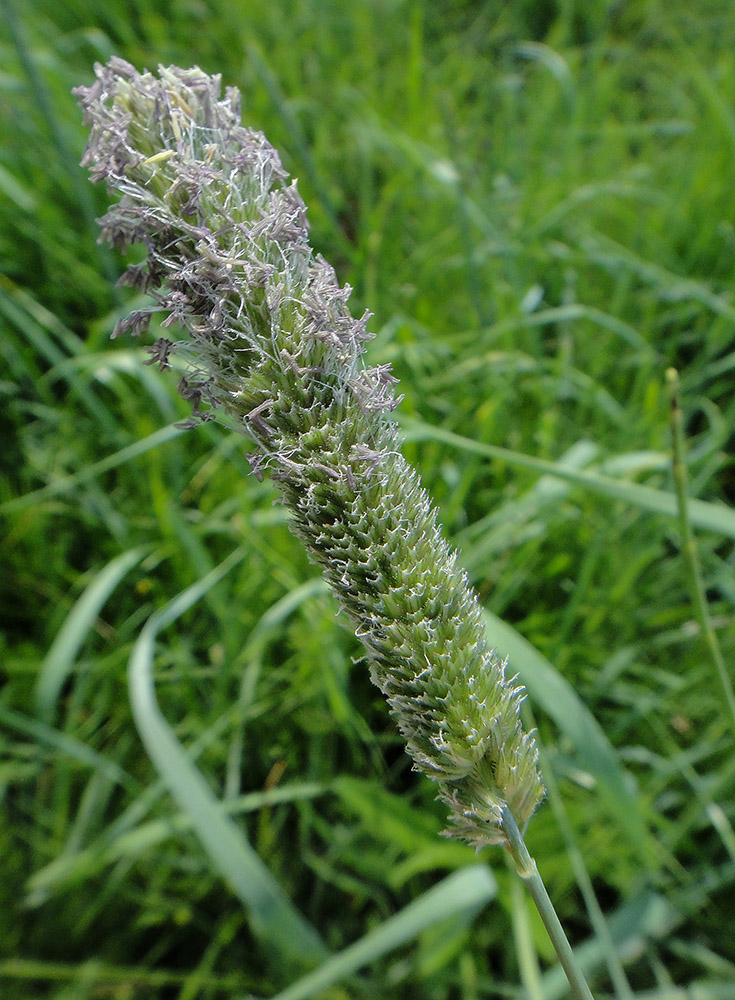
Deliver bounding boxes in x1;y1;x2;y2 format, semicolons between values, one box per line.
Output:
522;705;634;1000
666;367;735;738
501;806;595;1000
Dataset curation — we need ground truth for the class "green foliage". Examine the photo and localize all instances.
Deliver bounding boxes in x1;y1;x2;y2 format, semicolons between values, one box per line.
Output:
2;1;735;998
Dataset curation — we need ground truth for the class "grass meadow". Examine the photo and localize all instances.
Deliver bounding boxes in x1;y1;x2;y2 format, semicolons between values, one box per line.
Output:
2;1;735;997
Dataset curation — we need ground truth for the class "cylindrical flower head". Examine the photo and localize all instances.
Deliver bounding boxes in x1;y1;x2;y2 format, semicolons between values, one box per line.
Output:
75;58;544;847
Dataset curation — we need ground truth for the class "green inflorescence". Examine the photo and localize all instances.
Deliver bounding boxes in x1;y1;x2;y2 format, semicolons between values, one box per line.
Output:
76;58;544;847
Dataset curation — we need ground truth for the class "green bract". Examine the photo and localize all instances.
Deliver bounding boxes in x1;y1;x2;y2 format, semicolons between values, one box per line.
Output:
76;58;544;847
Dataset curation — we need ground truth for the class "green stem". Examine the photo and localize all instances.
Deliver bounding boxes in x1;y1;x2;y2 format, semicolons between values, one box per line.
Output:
508;864;544;1000
522;705;634;1000
666;368;735;739
502;806;595;1000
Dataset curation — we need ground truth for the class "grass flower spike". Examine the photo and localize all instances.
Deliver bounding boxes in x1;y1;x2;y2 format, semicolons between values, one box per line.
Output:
75;58;544;849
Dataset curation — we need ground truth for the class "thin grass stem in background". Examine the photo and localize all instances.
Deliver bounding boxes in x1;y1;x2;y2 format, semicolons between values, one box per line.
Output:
666;367;735;738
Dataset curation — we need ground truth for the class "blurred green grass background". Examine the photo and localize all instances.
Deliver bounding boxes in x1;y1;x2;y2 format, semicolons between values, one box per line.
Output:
2;1;735;997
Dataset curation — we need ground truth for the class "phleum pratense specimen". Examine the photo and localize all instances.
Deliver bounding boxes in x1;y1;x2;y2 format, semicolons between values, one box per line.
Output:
75;58;544;850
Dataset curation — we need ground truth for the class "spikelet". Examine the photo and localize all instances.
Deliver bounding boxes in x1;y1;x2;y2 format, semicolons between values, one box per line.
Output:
75;59;544;847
